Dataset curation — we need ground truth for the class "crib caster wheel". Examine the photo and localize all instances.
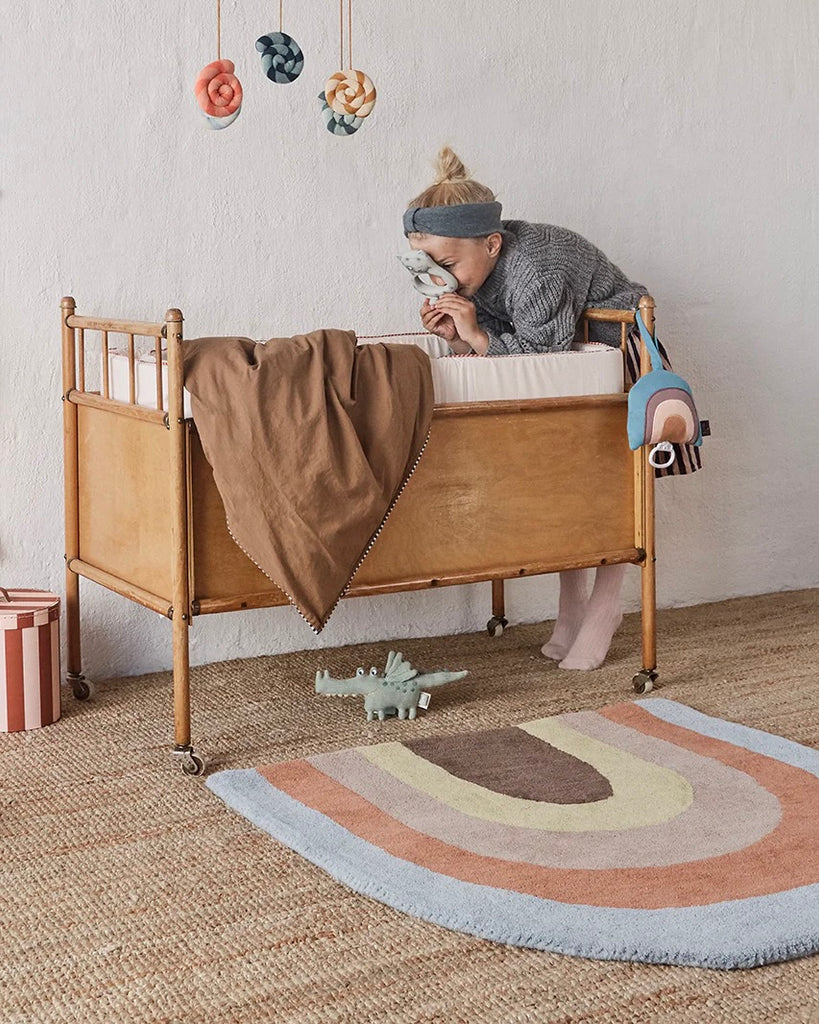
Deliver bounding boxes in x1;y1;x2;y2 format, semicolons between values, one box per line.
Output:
68;673;93;700
632;670;658;694
174;746;206;777
181;753;206;777
487;615;508;638
180;752;206;777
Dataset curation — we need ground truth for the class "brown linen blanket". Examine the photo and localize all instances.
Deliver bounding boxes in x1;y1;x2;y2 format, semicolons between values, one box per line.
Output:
183;330;434;631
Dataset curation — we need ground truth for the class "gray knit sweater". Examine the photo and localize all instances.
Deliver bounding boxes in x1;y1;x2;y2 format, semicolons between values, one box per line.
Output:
473;221;646;355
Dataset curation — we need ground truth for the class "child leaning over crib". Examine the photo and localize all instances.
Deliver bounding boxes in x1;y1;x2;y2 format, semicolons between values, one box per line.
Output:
404;147;700;671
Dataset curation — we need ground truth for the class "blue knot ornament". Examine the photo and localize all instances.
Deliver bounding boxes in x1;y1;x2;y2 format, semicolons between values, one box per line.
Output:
256;32;304;83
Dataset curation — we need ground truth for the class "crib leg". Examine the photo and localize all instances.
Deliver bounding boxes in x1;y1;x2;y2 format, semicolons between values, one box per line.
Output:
487;579;509;637
638;450;658;691
65;565;91;700
62;297;91;702
634;559;658;694
165;307;204;777
171;611;203;775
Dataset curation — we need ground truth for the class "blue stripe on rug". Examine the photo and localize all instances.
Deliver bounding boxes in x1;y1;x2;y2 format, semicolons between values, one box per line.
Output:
636;698;819;776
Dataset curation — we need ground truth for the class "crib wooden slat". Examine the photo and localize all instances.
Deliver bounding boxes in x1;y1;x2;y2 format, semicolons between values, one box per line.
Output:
101;331;109;398
621;322;627;354
77;328;85;392
127;333;136;405
155;343;164;412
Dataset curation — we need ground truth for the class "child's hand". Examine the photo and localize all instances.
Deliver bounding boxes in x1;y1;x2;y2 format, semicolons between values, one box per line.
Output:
430;294;482;347
420;299;459;343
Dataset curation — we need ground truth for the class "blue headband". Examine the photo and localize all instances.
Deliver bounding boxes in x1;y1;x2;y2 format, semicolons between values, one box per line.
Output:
403;201;503;238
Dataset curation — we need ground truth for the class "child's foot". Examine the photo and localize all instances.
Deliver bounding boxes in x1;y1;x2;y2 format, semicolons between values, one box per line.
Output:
558;609;623;671
541;569;589;661
559;563;626;671
541;609;587;661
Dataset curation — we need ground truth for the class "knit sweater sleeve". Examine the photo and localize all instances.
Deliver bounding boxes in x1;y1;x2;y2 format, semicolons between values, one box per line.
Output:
480;262;576;356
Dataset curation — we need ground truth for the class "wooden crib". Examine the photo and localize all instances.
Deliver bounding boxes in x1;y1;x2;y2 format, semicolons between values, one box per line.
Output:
61;296;659;775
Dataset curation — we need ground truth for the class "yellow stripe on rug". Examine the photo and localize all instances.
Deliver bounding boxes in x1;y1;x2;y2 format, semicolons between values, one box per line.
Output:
359;722;693;832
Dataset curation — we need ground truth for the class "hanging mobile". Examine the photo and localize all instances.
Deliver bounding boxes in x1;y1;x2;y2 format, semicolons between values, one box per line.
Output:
256;0;304;84
319;0;376;136
195;0;243;130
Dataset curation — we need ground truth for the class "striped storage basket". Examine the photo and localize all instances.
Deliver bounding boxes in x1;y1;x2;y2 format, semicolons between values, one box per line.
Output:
1;588;61;732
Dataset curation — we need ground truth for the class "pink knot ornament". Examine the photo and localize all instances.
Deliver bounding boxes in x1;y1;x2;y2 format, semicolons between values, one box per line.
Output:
195;59;243;129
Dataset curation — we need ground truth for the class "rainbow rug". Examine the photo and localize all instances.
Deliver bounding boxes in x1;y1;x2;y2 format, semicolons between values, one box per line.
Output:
206;699;819;969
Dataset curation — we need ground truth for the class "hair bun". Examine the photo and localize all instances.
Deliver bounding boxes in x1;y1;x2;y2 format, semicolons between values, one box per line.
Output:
434;146;470;184
407;147;496;211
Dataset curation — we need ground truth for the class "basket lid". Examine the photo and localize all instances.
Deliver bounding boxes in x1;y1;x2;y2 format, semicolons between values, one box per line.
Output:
0;588;61;630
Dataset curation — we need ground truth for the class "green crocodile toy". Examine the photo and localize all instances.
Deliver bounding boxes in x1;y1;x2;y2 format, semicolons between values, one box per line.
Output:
315;650;468;721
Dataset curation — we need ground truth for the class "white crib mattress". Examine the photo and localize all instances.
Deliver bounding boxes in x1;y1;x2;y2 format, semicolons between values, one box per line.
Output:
107;336;623;417
366;334;624;404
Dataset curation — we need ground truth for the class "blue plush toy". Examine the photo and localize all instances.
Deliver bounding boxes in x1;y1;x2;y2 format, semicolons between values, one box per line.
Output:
627;311;703;469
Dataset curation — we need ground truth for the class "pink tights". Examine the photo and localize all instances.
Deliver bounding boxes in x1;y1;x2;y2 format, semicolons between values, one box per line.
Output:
541;565;626;671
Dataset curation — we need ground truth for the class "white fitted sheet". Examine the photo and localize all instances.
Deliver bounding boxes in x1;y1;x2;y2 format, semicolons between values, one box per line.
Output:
107;336;623;417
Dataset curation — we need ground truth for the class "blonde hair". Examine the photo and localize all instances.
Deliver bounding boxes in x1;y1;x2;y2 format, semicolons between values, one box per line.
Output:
408;147;496;209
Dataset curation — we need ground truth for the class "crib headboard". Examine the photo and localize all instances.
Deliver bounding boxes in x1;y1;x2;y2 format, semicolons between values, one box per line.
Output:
61;298;184;423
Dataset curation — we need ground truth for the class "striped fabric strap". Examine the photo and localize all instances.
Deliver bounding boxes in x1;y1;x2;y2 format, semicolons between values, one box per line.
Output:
634;310;663;372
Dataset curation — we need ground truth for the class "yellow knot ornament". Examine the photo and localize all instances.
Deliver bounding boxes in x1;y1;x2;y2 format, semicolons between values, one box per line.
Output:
324;69;376;118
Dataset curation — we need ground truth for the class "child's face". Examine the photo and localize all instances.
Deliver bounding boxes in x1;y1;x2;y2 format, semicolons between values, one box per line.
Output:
409;233;502;298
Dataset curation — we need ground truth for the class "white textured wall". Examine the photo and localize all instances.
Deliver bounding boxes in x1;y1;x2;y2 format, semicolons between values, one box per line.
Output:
2;1;817;679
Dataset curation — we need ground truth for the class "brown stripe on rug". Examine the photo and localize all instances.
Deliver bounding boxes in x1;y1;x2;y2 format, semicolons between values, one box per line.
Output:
403;726;614;803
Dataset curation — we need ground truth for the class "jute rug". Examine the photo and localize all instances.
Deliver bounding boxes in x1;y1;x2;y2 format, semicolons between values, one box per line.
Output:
2;590;819;1022
208;697;819;969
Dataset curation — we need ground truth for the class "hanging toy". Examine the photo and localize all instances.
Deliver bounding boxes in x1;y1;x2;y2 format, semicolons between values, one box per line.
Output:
256;5;303;83
256;32;304;83
195;59;243;130
194;0;242;130
324;69;376;119
319;0;376;136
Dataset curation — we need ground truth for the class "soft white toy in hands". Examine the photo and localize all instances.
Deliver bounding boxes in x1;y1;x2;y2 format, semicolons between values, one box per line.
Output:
398;250;459;304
